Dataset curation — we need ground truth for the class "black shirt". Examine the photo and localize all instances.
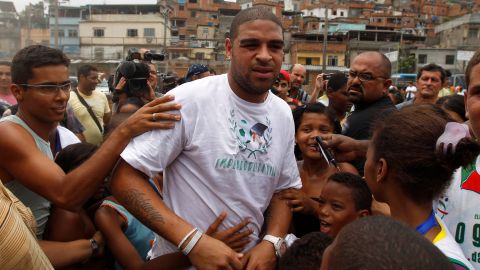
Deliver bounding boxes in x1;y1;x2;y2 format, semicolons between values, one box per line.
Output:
342;96;396;174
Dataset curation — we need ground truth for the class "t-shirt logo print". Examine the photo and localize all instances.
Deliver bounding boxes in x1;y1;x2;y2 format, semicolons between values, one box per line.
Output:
229;109;272;159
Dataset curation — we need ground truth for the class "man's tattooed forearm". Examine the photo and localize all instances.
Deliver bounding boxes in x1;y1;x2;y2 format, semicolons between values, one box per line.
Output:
121;189;165;229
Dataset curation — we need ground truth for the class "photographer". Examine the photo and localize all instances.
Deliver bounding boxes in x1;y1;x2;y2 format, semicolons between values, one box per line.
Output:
112;48;164;113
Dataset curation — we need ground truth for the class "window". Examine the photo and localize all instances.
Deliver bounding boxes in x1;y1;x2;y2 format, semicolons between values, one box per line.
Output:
144;28;155;37
93;28;104;37
327;55;338;66
68;29;77;37
51;29;64;37
94;47;104;59
179;5;184;11
189;0;197;3
195;52;204;60
418;54;427;64
445;55;455;65
127;29;138;37
305;58;312;65
332;10;337;16
468;29;477;38
191;11;196;17
340;11;344;16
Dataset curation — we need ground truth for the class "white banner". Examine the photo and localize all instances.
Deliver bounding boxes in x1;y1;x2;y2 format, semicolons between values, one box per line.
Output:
385;51;399;62
457;50;475;61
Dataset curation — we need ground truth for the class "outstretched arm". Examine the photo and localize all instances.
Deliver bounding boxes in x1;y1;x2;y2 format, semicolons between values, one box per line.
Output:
0;96;181;212
111;159;244;270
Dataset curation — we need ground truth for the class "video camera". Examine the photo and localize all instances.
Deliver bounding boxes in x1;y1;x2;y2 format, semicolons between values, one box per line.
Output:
114;48;165;98
159;72;178;94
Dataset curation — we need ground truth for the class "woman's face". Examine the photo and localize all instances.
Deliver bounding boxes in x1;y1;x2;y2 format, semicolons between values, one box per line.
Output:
296;112;334;160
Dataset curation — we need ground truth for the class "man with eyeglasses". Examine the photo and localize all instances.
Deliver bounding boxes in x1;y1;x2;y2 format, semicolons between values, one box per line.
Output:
0;45;180;267
342;52;396;173
69;64;111;145
396;63;446;110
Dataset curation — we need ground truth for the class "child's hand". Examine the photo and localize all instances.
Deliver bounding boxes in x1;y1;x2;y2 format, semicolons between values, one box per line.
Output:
206;212;253;252
279;188;317;215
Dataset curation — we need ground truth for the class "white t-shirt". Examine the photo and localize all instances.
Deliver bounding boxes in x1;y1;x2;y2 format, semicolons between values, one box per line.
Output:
121;74;302;258
436;155;480;269
434;216;474;269
405;85;417;99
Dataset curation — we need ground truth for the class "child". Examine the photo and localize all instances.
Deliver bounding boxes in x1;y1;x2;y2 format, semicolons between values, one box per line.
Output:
279;232;332;270
280;103;357;237
365;104;477;269
317;172;371;237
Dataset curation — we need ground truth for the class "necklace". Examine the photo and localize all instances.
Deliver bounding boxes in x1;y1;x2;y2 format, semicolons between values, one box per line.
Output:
415;210;437;235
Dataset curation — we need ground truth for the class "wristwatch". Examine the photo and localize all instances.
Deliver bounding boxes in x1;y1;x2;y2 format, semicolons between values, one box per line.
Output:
262;234;287;258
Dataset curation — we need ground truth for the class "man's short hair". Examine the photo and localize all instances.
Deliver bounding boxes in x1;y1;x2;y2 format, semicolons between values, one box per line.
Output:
356;51;392;79
466;50;480;89
229;6;283;41
279;232;333;270
11;45;70;85
77;64;98;80
327;72;348;92
417;63;447;84
0;61;11;67
328;216;453;270
327;172;372;213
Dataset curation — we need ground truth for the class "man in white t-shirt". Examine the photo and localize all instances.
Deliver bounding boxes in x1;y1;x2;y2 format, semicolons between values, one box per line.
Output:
111;7;301;270
405;81;417;100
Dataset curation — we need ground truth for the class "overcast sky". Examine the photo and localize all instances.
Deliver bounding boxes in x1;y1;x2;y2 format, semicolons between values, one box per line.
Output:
13;0;159;13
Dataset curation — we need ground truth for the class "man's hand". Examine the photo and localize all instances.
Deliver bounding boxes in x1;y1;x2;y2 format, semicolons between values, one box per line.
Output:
241;240;276;270
188;234;244;270
279;188;317;215
206;212;253;252
116;95;181;138
321;134;368;162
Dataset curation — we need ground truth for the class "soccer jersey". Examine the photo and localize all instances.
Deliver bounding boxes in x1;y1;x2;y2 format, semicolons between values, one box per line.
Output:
433;217;474;269
437;155;480;269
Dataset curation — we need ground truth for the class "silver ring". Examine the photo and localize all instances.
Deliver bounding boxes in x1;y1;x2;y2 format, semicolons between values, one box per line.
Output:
152;113;158;121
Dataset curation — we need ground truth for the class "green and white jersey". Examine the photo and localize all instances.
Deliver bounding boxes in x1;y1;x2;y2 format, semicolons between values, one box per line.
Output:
437;155;480;269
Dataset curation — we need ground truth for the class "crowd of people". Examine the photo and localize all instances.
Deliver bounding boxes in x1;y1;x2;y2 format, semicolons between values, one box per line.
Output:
0;6;479;270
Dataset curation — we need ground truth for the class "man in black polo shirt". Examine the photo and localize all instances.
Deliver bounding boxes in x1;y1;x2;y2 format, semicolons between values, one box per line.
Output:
342;51;396;173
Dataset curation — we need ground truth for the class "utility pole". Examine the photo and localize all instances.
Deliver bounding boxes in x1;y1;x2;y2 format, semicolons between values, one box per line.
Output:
322;4;328;73
26;4;32;46
54;0;59;49
160;5;169;72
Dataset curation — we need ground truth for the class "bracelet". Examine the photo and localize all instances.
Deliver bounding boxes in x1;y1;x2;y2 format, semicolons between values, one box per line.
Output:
182;230;203;255
90;238;99;258
177;228;197;249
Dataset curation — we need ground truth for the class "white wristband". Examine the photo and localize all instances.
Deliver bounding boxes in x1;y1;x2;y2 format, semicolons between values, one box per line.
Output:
182;230;203;255
177;228;197;249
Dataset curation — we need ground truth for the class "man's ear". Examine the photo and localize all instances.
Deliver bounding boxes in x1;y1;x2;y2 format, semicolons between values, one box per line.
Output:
383;79;392;94
11;84;24;102
225;38;233;60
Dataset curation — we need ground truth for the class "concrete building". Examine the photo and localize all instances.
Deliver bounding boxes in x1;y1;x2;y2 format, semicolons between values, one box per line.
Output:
414;48;464;73
79;4;170;60
49;6;81;57
0;1;20;59
435;12;480;51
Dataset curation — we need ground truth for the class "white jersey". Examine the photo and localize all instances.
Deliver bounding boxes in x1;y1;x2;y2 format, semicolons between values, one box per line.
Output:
121;74;302;258
436;155;480;269
434;216;474;269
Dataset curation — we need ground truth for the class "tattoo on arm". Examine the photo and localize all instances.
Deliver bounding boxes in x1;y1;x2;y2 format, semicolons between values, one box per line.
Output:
121;189;165;229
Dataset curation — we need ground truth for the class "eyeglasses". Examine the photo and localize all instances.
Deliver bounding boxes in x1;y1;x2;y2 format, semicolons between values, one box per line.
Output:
19;82;71;95
347;71;385;82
